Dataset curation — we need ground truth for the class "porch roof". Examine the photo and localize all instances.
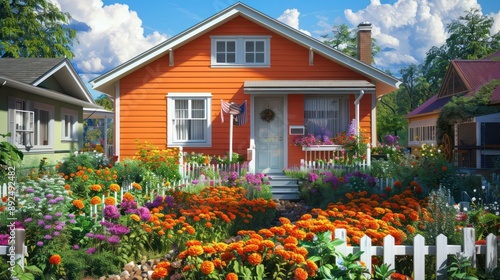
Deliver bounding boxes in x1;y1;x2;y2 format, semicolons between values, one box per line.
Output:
243;80;375;94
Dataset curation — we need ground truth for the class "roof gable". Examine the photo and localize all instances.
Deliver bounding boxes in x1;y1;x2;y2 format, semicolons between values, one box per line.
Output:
0;58;95;104
91;2;400;96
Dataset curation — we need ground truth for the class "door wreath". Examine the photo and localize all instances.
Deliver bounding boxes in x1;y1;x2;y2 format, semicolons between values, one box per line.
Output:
260;108;275;122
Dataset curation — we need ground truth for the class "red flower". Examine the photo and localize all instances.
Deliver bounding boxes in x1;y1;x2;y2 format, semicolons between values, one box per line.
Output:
49;254;61;265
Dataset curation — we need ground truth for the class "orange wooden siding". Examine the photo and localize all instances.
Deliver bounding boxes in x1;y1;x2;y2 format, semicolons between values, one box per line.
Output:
118;16;373;161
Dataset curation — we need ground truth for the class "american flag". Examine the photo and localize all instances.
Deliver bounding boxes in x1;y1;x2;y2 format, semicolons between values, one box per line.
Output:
221;99;247;126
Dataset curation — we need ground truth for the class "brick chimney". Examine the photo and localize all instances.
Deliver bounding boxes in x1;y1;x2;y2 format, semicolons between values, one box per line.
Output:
357;22;372;64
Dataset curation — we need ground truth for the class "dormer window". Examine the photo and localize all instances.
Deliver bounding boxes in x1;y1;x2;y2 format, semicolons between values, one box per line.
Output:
211;36;270;67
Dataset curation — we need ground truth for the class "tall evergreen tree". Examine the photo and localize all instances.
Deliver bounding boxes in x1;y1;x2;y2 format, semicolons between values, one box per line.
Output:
0;0;76;58
322;23;380;62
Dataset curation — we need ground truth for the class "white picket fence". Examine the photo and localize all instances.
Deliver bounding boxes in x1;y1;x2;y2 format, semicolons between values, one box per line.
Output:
300;144;372;171
0;228;27;270
334;227;498;279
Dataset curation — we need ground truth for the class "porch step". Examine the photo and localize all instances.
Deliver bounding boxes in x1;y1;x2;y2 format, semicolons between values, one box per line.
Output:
268;173;301;200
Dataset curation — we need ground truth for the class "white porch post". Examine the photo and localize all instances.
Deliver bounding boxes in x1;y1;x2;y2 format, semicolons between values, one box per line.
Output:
354;90;365;136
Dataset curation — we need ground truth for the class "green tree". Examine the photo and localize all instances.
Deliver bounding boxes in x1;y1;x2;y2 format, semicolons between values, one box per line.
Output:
422;9;500;93
95;95;113;110
0;0;76;58
322;23;380;62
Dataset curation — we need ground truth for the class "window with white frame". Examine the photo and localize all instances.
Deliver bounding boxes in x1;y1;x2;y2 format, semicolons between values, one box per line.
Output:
211;36;270;66
61;109;78;141
9;99;54;149
167;93;212;147
304;96;349;138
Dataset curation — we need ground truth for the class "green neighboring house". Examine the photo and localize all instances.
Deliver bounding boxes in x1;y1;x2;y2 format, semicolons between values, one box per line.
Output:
0;58;101;170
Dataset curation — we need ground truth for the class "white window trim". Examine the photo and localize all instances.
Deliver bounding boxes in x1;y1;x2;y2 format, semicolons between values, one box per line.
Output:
211;36;271;67
33;102;54;151
408;118;437;146
61;108;78;141
167;93;212;147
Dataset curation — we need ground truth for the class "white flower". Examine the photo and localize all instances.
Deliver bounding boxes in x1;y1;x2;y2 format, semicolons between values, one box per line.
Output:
482;185;486;190
472;197;476;202
463;207;468;211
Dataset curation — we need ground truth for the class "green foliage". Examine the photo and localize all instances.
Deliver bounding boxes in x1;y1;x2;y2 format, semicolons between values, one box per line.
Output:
59;250;87;280
436;80;500;143
0;0;76;58
300;231;344;279
83;251;121;277
447;253;479;280
418;187;461;244
0;132;24;183
57;152;108;177
422;9;500;93
372;263;395;280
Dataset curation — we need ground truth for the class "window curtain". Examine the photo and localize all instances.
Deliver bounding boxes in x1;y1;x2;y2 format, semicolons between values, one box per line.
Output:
304;96;349;137
175;99;206;141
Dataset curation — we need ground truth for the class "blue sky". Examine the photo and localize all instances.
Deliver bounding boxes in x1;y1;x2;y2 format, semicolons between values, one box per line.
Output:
53;0;500;97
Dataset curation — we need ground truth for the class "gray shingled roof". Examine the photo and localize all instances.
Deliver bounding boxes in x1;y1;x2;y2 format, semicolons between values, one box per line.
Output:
0;58;65;84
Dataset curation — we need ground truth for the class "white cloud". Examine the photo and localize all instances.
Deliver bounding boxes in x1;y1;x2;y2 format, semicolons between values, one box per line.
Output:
344;0;487;71
489;11;500;34
277;9;312;36
54;0;167;80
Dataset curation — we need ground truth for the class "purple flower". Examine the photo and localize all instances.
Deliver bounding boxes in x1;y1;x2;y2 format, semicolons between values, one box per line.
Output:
37;220;45;226
68;213;75;219
93;234;106;241
69;219;76;224
192;179;199;185
0;234;9;246
24;218;33;223
107;235;120;244
48;199;58;204
85;233;94;238
55;225;64;231
136;207;151;222
104;205;120;219
33;197;41;202
308;172;319;183
53;231;60;236
119;199;137;213
55;212;63;217
44;225;52;230
26;187;34;193
44;235;52;240
107;224;130;236
44;215;53;220
73;245;79;250
86;247;96;255
46;193;54;199
348;119;357;136
56;196;65;202
37;241;44;246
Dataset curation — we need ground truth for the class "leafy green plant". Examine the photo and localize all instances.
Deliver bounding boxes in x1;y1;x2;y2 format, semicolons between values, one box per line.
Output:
0;132;24;184
447;252;478;280
300;231;344;279
372;263;396;280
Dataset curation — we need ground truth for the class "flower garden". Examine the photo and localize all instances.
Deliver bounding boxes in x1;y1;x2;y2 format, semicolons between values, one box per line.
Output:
1;138;499;279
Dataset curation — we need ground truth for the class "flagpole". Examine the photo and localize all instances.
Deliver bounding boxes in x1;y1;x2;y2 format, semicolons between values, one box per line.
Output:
229;113;233;160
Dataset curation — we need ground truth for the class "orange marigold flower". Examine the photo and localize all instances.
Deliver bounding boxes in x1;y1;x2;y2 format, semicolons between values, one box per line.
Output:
132;182;142;190
187;245;204;256
393;180;402;188
243;244;259;254
247;252;262;266
109;184;120;192
104;197;116;205
225;272;238;280
49;254;61;265
200;260;214;275
294;267;308;280
73;199;84;209
130;214;140;222
90;196;102;205
123;192;134;201
90;184;102;192
151;267;168;279
64;184;71;190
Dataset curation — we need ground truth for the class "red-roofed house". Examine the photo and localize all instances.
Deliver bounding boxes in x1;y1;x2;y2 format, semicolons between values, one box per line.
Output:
406;52;500;168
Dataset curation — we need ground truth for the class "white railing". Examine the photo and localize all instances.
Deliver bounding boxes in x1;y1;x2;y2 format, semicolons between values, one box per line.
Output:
300;144;372;171
334;227;498;279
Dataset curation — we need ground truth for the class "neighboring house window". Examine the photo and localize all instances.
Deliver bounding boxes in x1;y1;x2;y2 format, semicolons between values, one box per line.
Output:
304;96;349;138
61;109;78;141
211;36;270;66
9;99;54;149
409;126;436;142
167;93;212;147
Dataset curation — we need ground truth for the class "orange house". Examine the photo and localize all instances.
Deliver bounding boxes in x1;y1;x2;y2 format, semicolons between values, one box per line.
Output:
91;3;400;173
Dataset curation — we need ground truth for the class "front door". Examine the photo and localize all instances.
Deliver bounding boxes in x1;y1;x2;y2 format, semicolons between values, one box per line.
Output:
254;96;286;173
